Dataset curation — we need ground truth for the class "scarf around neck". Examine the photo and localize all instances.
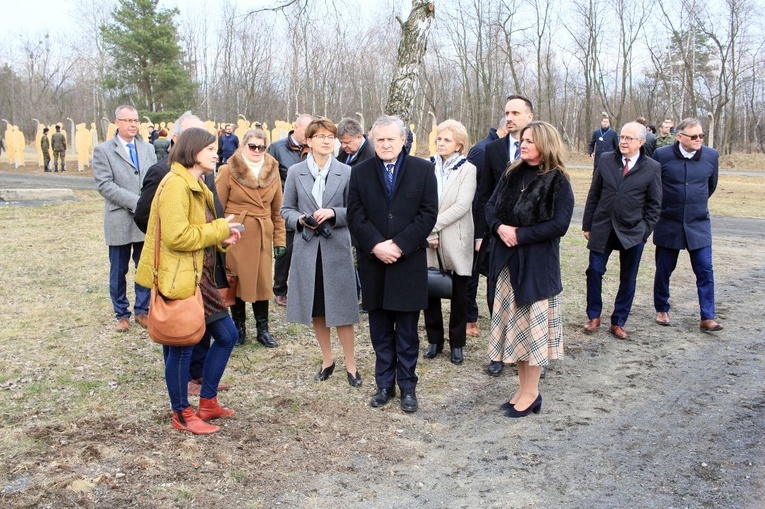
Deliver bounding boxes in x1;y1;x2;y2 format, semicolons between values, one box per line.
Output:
432;152;466;199
307;153;331;207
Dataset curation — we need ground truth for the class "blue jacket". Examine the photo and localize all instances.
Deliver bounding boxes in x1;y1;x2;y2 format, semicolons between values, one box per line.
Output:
588;127;619;168
218;133;239;163
652;143;718;250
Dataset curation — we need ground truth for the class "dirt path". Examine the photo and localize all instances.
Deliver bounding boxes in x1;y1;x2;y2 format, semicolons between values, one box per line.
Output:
1;176;763;508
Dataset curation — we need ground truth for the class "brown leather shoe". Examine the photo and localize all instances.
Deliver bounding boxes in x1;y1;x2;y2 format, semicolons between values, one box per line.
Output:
172;407;219;434
655;312;671;326
187;379;202;396
583;318;601;334
700;319;723;332
135;313;149;329
274;295;287;307
609;325;629;339
115;317;130;332
466;322;480;337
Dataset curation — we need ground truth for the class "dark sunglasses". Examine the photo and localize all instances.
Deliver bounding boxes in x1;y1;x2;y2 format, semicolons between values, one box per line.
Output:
247;144;267;152
678;132;705;141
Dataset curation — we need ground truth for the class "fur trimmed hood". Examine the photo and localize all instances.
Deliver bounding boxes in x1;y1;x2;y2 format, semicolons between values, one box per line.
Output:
224;151;280;189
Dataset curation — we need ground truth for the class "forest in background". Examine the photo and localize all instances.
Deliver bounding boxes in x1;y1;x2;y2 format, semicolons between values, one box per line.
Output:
0;0;762;153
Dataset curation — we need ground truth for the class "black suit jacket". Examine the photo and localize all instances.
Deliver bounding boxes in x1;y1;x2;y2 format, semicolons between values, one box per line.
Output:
582;150;662;253
348;152;438;312
135;157;228;287
473;135;510;238
336;135;376;168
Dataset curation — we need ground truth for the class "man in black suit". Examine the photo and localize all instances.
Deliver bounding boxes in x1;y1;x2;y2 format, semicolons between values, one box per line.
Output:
336;117;376;167
348;115;438;413
134;111;231;396
582;121;662;340
588;115;620;170
473;95;533;377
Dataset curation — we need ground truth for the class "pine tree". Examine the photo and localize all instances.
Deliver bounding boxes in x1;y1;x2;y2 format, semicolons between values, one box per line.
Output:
101;0;195;113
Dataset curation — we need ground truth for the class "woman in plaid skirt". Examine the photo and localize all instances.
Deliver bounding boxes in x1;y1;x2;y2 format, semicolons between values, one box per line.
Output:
485;121;575;418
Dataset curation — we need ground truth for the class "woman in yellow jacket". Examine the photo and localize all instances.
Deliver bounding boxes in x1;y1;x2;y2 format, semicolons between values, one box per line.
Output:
137;127;242;435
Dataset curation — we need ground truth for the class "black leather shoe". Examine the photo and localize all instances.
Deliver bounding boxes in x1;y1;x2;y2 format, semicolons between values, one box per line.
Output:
423;343;443;359
504;394;542;418
347;370;362;387
400;388;418;413
450;347;463;365
370;387;395;407
487;361;504;376
314;361;335;381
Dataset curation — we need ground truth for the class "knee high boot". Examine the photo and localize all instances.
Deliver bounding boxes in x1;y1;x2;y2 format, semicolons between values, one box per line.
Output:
253;300;278;348
231;298;247;345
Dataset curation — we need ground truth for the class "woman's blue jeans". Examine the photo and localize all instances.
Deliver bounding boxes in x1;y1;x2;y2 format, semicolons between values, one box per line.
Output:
165;315;238;411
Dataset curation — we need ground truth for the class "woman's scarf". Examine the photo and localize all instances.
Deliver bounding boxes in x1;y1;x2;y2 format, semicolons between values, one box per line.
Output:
431;152;466;199
307;153;331;208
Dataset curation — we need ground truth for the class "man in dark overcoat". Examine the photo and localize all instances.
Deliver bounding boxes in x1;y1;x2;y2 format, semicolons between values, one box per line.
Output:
652;118;722;332
348;115;437;413
582;121;662;340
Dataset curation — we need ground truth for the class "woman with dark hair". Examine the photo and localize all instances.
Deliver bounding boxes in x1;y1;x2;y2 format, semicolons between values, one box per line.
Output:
216;129;286;347
281;118;361;386
137;127;242;434
485;121;575;418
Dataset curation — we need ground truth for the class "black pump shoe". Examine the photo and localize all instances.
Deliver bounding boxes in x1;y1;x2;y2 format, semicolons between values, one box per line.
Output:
347;370;362;387
504;394;542;418
314;361;336;381
424;343;443;359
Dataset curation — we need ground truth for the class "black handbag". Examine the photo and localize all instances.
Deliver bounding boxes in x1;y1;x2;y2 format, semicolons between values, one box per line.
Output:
473;232;492;277
427;250;452;299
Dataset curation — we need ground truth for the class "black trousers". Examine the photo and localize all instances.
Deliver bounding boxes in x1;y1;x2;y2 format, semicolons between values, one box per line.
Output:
423;274;469;348
273;229;294;296
367;309;420;390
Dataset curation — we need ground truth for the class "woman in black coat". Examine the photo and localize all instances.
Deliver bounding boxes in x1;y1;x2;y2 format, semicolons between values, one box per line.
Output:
485;121;574;418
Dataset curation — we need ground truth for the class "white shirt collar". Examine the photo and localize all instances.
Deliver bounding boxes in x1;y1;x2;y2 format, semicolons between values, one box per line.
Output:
678;145;697;159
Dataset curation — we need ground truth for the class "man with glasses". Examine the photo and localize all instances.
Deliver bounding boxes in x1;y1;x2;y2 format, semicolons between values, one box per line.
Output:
653;118;722;332
582;121;662;339
268;113;313;307
93;105;157;332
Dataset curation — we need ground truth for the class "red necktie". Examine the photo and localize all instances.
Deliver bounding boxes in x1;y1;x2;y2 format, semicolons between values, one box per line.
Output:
622;159;629;177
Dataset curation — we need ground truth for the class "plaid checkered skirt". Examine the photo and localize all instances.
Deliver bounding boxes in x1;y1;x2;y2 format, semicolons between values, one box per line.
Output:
487;266;563;366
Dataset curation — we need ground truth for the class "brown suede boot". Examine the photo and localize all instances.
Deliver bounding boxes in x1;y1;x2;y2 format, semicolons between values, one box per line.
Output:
196;397;235;421
172;407;219;434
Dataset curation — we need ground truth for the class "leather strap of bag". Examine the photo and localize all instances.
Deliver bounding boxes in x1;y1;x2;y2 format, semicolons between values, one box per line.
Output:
152;178;199;290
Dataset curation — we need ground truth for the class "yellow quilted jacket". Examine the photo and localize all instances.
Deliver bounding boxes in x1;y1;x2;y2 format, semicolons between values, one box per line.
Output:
136;163;230;300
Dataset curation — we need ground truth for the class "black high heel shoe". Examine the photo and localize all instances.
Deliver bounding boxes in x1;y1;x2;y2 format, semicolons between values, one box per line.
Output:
504;394;542;418
314;361;335;381
346;370;362;387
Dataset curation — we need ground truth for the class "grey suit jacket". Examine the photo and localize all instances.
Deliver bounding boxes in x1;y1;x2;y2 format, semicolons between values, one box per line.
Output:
93;135;157;245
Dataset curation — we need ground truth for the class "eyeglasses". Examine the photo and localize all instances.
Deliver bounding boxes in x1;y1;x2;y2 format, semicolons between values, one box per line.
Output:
117;118;140;124
619;136;639;143
678;132;705;141
247;144;267;152
311;134;335;140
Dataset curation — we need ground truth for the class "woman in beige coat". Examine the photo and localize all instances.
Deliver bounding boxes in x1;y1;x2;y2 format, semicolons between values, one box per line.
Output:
216;129;287;347
423;120;477;365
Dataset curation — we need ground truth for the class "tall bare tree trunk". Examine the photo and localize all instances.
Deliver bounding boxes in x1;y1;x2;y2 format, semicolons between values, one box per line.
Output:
385;1;435;124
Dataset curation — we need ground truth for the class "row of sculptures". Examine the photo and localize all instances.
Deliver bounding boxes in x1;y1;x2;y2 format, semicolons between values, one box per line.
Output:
2;116;429;170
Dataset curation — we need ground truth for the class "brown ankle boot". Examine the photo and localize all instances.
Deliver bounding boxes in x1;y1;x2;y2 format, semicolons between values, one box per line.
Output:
172;407;219;434
196;397;235;421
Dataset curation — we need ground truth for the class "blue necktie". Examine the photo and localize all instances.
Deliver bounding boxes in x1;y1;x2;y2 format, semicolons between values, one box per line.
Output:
513;141;520;161
127;142;139;172
385;164;395;196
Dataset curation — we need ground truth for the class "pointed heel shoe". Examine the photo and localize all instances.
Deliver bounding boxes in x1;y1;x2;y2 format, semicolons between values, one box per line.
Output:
504;394;542;418
314;361;336;381
347;370;363;387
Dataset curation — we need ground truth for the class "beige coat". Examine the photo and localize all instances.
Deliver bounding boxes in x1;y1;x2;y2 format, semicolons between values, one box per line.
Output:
426;159;477;276
216;151;286;302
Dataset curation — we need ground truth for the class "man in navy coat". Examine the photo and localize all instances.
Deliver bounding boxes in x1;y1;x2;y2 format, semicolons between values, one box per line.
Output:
653;118;722;332
582;122;662;339
348;115;437;413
